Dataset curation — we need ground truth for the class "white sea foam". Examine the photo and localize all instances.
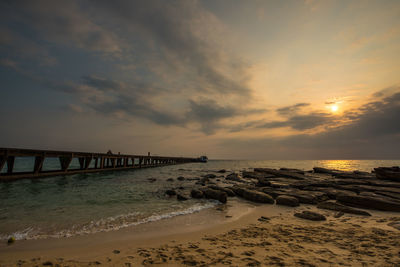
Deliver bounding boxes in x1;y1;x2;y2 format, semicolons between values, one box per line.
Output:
0;227;35;241
5;201;218;240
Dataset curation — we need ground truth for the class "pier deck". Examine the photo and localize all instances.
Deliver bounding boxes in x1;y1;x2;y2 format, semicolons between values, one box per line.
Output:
0;148;200;181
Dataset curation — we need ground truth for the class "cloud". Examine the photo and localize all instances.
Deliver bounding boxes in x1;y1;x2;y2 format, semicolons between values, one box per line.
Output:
186;98;241;134
276;103;310;116
44;75;259;134
89;0;251;97
219;90;400;159
1;0;122;54
1;0;255;133
258;112;333;131
0;26;57;66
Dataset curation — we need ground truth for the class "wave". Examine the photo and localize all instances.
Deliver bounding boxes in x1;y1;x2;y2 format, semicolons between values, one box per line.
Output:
1;201;219;240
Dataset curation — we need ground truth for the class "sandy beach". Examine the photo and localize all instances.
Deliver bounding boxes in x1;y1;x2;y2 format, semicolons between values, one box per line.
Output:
1;197;400;267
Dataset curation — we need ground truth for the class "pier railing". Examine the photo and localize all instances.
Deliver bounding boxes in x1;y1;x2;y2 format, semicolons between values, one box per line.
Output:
0;148;199;181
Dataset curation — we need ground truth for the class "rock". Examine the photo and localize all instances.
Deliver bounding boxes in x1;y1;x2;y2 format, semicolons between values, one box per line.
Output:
7;237;15;245
195;177;209;186
374;191;400;201
148;178;157;183
113;250;121;254
190;189;204;198
268;181;289;188
300;187;355;200
262;188;328;204
225;173;241;182
203;174;217;179
337;193;400;212
208;185;235;197
313;167;345;175
337;184;400;195
256;177;271;187
242;171;260;178
177;176;185;181
165;189;176;196
42;261;53;266
334;211;345;218
217;169;226;173
203;189;227;203
177;194;189;201
167;178;174;182
388;221;400;231
279;168;305;175
317;200;371;216
254;168;306;180
335;173;376;179
276;195;299;207
258;216;270;222
233;187;274;204
375;167;400;182
294;211;326;221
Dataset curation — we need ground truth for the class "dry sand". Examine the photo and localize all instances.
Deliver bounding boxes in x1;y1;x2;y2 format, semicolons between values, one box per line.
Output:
1;198;400;266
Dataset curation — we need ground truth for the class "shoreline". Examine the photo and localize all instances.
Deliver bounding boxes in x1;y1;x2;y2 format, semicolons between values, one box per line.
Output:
1;164;400;266
0;198;262;264
1;198;400;266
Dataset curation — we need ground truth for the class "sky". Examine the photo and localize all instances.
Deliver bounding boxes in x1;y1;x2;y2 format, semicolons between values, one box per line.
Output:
0;0;399;159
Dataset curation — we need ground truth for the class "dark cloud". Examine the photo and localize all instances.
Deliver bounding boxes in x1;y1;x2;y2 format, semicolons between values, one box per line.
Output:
51;75;259;134
1;0;121;53
0;0;254;134
258;113;333;130
219;90;400;159
86;0;251;96
276;103;310;116
186;99;240;134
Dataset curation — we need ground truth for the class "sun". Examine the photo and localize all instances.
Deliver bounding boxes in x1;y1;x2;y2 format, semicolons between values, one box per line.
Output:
331;104;339;112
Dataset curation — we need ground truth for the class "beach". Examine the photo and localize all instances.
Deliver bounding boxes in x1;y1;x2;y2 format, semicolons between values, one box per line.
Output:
1;161;400;266
1;199;400;266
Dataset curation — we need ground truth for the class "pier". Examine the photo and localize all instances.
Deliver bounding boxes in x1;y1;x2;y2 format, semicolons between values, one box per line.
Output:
0;148;200;181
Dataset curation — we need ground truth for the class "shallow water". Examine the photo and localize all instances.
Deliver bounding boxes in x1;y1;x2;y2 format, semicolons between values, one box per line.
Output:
1;159;399;240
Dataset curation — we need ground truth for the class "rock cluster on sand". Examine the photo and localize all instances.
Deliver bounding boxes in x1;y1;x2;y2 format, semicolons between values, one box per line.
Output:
294;211;326;221
166;166;400;217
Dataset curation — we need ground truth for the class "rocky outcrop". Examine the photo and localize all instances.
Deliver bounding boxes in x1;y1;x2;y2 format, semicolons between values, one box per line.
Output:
294;211;326;221
254;168;306;180
165;189;177;196
317;200;371;216
276;195;299;207
313;167;344;175
256;177;271;187
261;188;329;204
203;174;217;179
337;193;400;212
208;185;235;197
225;173;241;182
233;187;274;204
177;194;188;201
279;168;305;175
203;189;227;203
190;189;204;199
375;167;400;182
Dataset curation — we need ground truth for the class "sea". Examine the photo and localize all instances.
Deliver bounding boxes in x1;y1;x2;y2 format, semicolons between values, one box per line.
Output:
1;159;399;241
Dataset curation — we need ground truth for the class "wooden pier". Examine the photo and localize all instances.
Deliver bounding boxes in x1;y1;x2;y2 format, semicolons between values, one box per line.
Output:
0;148;200;181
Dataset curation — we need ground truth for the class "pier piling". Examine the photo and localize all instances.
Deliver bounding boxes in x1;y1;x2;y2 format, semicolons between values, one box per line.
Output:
0;148;200;181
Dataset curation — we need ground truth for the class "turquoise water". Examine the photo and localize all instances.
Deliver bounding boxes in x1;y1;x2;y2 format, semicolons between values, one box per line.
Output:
1;159;399;240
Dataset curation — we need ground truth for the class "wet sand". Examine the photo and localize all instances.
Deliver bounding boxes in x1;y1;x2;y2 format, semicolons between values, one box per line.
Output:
1;198;400;266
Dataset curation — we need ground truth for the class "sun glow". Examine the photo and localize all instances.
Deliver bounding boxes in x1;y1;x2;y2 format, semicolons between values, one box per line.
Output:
331;104;339;112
